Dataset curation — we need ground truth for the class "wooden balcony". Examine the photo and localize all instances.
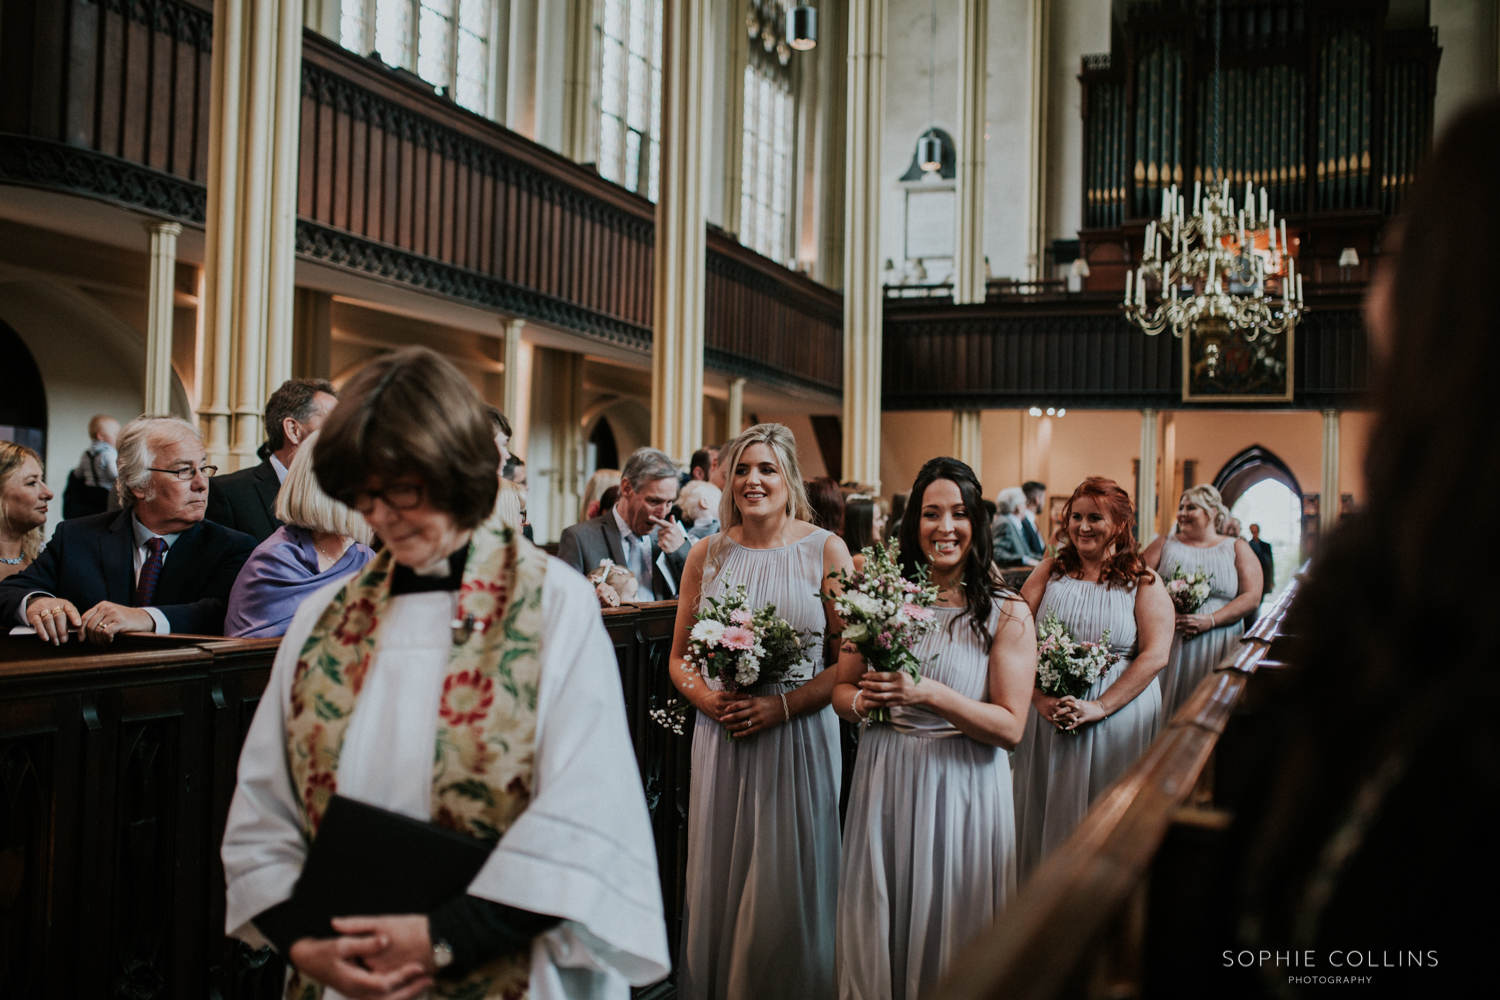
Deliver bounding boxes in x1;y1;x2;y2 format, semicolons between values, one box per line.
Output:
0;1;842;397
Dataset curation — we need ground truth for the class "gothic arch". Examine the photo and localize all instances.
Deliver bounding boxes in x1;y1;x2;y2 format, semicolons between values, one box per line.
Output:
1212;445;1303;509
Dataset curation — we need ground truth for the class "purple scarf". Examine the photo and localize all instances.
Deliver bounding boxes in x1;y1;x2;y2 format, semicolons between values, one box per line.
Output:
224;525;374;638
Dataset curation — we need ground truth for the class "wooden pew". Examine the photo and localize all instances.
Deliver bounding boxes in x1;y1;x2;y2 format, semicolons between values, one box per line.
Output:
0;601;688;1000
924;577;1303;1000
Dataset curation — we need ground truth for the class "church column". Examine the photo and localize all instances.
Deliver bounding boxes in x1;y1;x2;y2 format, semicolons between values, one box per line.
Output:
143;221;182;415
507;0;540;139
1025;0;1050;281
651;0;710;464
1138;408;1159;545
1158;411;1177;539
530;348;583;543
953;0;988;304
952;410;982;480
560;0;595;161
1321;408;1341;534
842;0;887;490
199;0;302;470
726;377;747;442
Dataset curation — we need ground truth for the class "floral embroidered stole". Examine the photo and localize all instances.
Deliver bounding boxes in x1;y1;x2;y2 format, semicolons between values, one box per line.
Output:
283;513;548;1000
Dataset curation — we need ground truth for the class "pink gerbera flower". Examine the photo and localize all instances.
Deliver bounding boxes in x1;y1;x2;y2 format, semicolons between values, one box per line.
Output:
730;609;753;625
901;602;935;621
719;626;755;650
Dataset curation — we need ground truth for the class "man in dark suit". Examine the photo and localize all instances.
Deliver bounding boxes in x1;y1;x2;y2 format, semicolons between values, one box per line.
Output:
1;416;257;643
205;378;337;543
1247;523;1275;597
557;447;691;605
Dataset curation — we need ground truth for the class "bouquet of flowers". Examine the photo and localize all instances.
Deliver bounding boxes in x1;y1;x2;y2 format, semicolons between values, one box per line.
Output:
656;577;816;737
1165;566;1212;615
828;542;941;723
1035;611;1120;731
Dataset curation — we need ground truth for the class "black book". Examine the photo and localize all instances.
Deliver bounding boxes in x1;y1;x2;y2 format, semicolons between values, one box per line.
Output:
281;794;493;941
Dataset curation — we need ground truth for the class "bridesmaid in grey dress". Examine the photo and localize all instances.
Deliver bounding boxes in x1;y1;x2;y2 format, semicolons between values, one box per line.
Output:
669;423;853;1000
1013;477;1175;879
1142;485;1263;719
832;458;1037;1000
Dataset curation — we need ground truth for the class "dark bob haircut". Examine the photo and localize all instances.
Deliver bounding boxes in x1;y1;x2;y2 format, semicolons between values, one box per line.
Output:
314;347;499;529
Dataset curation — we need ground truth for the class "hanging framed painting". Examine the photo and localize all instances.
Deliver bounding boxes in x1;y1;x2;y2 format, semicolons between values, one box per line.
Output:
1181;318;1294;402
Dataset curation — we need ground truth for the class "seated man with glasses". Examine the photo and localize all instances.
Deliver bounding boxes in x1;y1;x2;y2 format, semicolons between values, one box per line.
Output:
0;416;258;644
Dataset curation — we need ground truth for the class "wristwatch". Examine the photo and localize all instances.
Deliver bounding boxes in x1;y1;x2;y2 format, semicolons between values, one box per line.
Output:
431;937;455;971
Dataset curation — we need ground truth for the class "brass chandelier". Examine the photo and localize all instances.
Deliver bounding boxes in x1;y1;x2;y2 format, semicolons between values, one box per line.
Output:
1121;0;1305;344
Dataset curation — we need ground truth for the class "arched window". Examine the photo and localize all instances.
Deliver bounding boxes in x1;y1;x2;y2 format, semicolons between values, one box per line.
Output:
594;0;663;201
340;1;496;117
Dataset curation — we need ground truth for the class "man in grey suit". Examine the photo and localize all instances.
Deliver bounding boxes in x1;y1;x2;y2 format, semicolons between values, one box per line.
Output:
557;447;692;604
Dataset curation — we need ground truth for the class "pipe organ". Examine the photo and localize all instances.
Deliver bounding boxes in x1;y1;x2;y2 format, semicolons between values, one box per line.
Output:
1081;1;1439;246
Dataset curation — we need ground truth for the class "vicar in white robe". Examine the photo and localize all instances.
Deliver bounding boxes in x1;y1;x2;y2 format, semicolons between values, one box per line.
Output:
221;346;669;1000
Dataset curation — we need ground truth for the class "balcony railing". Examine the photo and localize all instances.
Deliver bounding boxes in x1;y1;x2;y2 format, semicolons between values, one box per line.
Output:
0;2;842;396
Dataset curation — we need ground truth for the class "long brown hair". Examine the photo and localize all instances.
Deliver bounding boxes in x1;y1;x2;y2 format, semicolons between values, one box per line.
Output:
1049;477;1153;590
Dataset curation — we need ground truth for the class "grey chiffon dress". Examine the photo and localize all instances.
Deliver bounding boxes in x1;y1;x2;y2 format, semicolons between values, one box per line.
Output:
679;529;841;1000
1012;573;1161;880
836;603;1017;1000
1158;535;1244;719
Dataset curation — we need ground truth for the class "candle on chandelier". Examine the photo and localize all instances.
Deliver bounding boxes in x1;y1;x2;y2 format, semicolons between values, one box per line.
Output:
1193;181;1201;213
1281;219;1289;258
1296;273;1304;303
1124;269;1134;306
1138;268;1147;307
1260;187;1268;222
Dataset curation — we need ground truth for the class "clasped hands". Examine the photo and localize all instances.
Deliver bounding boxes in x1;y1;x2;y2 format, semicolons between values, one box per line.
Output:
694;689;787;738
288;915;436;1000
1176;611;1216;637
25;596;155;646
1033;691;1106;732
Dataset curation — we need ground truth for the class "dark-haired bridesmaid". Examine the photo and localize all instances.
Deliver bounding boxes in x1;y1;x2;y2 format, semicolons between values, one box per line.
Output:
832;458;1037;1000
1011;477;1175;879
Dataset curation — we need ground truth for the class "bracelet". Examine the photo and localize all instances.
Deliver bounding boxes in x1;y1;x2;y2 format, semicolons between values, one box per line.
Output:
851;690;867;720
1207;611;1216;628
779;692;790;722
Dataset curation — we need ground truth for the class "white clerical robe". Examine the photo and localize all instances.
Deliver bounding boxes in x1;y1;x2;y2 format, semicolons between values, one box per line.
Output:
221;558;671;999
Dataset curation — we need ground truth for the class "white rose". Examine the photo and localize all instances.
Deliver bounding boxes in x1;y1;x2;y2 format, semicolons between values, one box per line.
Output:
843;622;870;643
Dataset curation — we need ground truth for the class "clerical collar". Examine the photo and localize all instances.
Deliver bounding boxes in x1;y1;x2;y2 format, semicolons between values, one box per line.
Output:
390;544;470;595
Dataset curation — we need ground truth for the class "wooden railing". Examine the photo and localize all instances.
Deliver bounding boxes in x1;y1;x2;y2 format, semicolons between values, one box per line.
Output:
926;575;1304;1000
0;600;688;1000
881;293;1369;411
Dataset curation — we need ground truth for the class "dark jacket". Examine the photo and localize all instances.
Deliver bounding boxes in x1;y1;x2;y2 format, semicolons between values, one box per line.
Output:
1247;537;1275;594
992;517;1033;567
205;459;282;543
556;513;689;601
0;509;258;635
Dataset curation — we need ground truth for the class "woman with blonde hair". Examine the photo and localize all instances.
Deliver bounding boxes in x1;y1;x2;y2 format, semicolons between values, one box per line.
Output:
1141;483;1262;718
671;423;853;1000
581;468;621;522
224;431;376;637
0;442;52;583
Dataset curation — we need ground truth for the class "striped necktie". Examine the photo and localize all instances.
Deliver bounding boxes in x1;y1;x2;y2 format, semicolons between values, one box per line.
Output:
135;537;167;607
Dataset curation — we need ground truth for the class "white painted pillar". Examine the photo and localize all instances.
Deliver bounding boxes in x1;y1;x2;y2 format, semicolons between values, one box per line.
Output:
507;0;540;139
199;0;301;470
953;0;988;304
952;409;983;480
143;221;182;415
502;318;526;426
843;0;886;491
726;377;747;441
1138;408;1159;546
1321;408;1341;533
651;0;710;465
1025;0;1050;281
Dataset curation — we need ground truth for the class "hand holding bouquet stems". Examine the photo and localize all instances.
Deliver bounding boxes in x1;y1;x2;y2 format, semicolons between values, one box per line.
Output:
1165;566;1211;615
828;542;941;724
1035;610;1120;733
660;576;817;739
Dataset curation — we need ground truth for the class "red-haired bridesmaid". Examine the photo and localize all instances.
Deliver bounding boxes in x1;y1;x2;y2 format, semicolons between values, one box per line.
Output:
1011;477;1175;878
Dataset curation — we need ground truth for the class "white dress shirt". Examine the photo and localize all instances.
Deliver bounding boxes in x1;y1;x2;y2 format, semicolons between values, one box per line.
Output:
270;454;289;483
612;506;656;598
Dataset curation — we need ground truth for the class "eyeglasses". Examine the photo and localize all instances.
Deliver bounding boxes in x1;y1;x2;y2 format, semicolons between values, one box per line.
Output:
148;465;218;481
346;481;426;513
